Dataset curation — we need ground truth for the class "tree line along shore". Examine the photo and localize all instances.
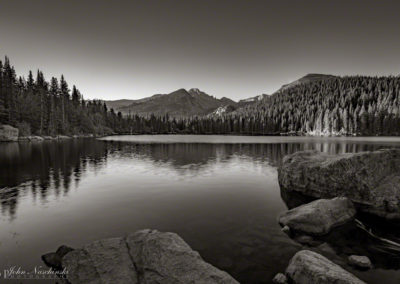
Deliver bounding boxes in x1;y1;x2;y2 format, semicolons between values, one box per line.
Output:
1;56;400;138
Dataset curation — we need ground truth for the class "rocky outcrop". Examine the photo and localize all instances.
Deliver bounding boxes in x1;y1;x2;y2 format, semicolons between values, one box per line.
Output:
279;197;356;235
0;124;19;141
278;149;400;219
285;250;366;284
46;229;238;284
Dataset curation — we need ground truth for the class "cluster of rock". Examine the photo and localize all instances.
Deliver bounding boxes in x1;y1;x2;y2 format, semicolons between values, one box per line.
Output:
278;148;400;219
273;250;366;284
0;124;19;141
43;227;371;284
41;148;397;283
42;229;239;284
18;134;93;141
272;148;400;283
274;197;371;283
0;124;95;142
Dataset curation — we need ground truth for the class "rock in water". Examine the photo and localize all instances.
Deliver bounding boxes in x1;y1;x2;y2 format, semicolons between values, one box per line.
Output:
286;250;366;284
0;125;19;142
348;255;372;269
279;197;356;235
272;273;288;284
42;245;74;270
63;237;139;284
125;229;238;284
278;149;400;219
281;225;291;236
61;229;238;284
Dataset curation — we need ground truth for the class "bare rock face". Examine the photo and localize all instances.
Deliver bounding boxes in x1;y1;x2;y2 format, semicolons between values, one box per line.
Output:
0;124;19;142
285;250;366;284
60;229;238;284
278;149;400;219
126;229;238;284
279;197;356;235
63;237;139;284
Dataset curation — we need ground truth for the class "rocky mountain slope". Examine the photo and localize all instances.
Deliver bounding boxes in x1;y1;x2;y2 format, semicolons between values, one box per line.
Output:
106;88;238;117
277;73;337;93
103;73;400;136
105;74;337;118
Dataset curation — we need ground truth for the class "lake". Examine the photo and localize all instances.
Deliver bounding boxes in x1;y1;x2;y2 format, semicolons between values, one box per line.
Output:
1;135;400;283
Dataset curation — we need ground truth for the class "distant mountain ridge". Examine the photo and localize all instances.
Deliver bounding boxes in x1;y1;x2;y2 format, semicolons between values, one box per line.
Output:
105;74;339;117
277;73;337;93
3;53;398;137
106;88;239;117
71;72;400;136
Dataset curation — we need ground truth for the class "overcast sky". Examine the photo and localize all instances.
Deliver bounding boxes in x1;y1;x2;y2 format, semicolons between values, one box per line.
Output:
1;0;400;101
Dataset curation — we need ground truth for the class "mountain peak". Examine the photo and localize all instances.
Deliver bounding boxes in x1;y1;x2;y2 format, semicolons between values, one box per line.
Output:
188;88;202;95
301;73;336;80
169;88;190;96
278;73;337;93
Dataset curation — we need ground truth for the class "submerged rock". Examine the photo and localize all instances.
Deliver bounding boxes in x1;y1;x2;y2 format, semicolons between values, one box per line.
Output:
279;197;356;235
316;243;336;255
278;149;400;219
281;225;291;236
58;229;238;284
348;255;372;270
294;235;320;246
272;272;288;284
0;124;18;142
285;250;366;284
42;245;74;270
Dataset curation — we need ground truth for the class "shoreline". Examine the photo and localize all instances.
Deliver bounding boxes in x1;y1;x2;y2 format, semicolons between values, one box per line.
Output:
1;133;400;144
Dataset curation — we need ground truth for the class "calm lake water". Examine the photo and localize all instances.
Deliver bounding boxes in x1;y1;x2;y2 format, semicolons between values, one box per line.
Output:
1;135;400;283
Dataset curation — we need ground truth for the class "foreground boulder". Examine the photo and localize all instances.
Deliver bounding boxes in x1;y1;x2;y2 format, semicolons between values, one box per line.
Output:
285;250;366;284
279;197;356;235
55;229;238;284
278;149;400;219
0;124;18;142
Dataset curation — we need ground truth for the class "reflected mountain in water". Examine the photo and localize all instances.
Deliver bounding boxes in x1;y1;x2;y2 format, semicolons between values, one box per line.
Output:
0;137;393;219
1;136;400;283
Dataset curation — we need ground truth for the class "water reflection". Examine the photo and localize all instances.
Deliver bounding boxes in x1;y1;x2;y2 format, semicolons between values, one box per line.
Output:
0;139;108;218
0;138;395;219
0;136;400;283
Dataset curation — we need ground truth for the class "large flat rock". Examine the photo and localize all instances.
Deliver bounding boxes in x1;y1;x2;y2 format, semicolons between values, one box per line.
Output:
278;149;400;219
279;197;356;235
285;250;366;284
61;229;238;284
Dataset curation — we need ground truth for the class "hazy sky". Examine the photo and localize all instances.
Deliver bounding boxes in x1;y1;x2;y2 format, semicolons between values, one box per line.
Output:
1;0;400;101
